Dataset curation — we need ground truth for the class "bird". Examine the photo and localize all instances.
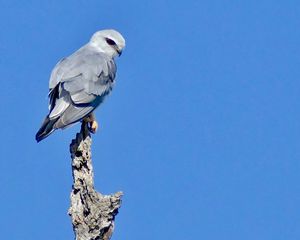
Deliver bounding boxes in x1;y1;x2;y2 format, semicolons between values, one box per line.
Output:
35;29;125;142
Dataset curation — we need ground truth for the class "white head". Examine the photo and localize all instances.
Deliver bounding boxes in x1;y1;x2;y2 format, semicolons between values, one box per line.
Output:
89;29;126;58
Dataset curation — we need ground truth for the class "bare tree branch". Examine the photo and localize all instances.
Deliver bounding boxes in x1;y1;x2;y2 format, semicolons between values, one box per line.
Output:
68;122;122;240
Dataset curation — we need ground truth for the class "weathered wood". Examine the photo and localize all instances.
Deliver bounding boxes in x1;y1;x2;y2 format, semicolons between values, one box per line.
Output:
68;122;122;240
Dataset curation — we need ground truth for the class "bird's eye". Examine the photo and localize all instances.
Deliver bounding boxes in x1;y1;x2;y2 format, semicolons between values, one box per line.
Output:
106;38;116;45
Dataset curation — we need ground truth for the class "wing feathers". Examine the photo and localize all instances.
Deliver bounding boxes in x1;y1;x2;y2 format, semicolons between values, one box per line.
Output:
54;104;94;129
37;45;117;140
70;92;96;105
48;95;70;119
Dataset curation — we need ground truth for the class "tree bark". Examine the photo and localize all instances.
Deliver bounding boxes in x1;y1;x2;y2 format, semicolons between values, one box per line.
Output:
68;122;122;240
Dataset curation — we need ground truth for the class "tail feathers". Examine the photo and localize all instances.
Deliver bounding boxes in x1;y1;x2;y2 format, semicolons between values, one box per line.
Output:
35;116;58;142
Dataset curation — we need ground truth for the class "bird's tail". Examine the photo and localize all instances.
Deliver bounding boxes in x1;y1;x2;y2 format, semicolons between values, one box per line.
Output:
35;116;58;142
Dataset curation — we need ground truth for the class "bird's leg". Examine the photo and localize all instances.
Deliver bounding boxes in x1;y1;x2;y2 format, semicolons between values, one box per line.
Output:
83;112;99;134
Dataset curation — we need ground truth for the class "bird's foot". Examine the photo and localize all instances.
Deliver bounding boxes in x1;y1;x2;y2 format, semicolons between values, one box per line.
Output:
83;113;99;134
89;120;98;133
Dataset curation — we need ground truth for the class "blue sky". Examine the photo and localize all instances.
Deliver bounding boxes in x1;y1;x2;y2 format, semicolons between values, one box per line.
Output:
0;0;299;239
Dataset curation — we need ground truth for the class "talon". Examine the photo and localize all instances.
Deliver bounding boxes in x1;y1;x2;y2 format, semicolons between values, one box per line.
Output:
90;120;98;133
83;113;99;134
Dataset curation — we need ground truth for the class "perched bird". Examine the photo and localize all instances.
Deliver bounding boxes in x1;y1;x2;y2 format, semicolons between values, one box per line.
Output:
36;29;125;142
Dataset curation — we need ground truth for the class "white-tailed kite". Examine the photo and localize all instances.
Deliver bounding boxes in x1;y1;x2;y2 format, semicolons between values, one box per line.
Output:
36;29;125;142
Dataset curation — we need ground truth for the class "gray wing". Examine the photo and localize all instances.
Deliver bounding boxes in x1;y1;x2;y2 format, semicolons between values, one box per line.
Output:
47;45;116;129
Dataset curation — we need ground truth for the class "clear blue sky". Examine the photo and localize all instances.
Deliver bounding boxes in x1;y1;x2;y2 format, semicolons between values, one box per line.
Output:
0;0;299;239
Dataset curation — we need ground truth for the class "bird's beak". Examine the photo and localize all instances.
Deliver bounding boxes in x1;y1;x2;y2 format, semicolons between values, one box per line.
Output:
114;46;122;56
117;48;122;56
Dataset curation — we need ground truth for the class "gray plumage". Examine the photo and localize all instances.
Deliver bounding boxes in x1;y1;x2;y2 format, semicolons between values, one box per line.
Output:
36;29;125;142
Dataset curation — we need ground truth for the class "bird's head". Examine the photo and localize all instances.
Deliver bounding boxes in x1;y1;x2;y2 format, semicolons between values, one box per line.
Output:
89;29;126;58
